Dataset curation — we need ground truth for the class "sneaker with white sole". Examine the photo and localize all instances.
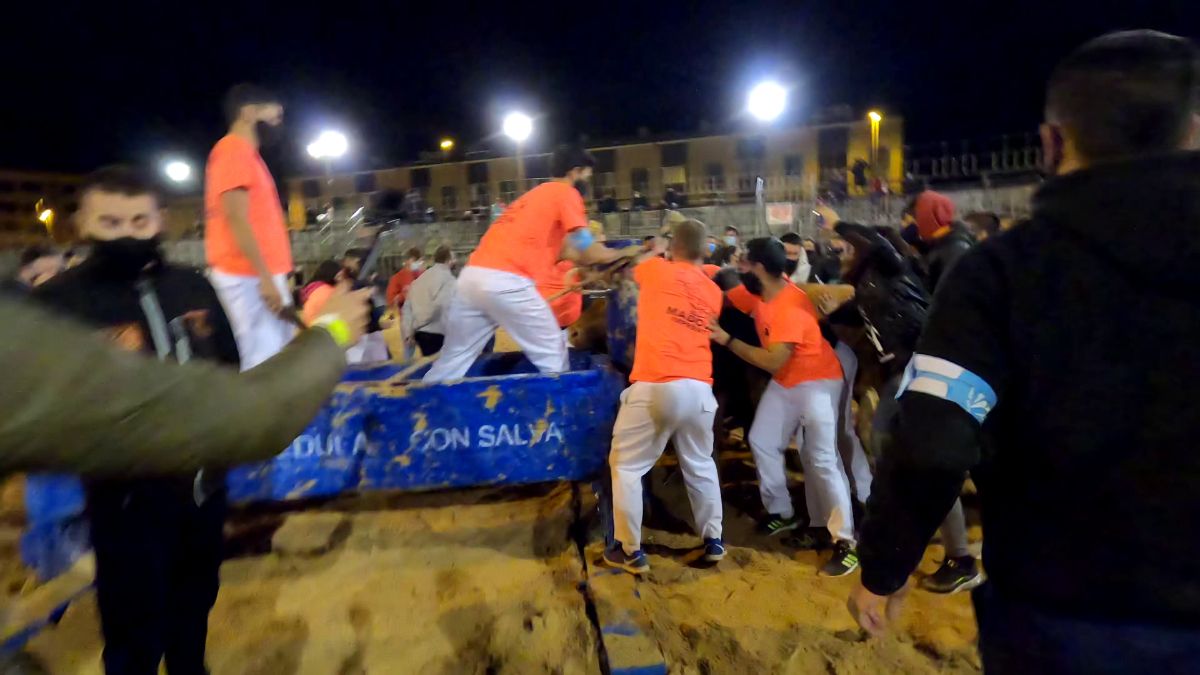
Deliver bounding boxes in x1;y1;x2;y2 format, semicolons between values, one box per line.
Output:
819;540;860;577
703;538;726;562
601;545;650;575
921;556;983;594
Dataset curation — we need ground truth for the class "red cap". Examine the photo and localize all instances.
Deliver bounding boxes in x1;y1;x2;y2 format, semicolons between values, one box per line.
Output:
915;191;956;241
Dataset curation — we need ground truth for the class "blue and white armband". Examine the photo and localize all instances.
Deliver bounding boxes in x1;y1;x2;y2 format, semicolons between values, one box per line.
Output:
566;228;595;252
897;354;997;424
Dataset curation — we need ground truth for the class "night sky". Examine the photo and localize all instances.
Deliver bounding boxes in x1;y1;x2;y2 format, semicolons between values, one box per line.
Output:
3;1;1196;175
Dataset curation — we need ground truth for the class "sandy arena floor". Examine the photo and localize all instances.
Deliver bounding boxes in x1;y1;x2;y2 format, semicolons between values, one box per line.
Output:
8;452;981;674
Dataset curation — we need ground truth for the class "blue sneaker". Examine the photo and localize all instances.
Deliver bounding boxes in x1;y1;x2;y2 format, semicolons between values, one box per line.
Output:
602;545;650;575
703;538;726;562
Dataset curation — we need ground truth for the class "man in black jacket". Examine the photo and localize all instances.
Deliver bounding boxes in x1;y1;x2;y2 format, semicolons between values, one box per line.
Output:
849;30;1200;671
819;206;981;594
35;166;240;675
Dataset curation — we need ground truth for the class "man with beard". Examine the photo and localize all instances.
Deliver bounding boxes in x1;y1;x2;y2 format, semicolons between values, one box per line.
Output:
204;83;295;370
709;238;859;577
424;145;631;381
36;166;264;674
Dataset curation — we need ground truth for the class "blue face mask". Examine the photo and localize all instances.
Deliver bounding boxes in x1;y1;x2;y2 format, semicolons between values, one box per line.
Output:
707;242;717;254
723;235;738;246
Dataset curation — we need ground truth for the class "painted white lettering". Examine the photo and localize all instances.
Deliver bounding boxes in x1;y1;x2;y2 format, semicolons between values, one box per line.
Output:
426;428;452;451
479;425;495;448
513;424;527;445
450;427;470;448
352;432;368;456
545;423;564;444
496;424;516;446
526;424;543;445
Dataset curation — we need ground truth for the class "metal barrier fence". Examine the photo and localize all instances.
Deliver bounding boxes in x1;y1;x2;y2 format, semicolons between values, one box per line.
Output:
162;182;1037;273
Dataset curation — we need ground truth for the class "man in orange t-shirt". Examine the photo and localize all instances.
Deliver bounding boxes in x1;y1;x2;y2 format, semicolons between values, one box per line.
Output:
709;237;860;577
204;84;296;370
602;219;726;575
423;145;628;381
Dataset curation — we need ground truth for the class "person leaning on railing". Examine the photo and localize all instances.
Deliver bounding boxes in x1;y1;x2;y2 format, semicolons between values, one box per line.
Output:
0;288;370;478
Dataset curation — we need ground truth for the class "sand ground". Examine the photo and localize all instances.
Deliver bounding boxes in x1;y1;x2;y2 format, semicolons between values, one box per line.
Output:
5;451;981;674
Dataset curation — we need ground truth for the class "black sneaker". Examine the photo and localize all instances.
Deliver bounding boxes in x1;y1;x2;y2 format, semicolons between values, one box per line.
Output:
782;527;832;551
601;545;650;575
921;556;982;594
757;514;799;537
819;541;860;577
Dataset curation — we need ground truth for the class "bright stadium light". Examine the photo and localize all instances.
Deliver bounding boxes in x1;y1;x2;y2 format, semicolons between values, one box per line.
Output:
747;81;787;122
502;112;533;143
163;160;192;183
440;138;455;151
307;130;349;159
868;110;882;123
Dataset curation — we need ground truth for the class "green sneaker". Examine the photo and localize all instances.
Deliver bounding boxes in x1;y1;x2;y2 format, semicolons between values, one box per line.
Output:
757;514;799;537
819;541;859;577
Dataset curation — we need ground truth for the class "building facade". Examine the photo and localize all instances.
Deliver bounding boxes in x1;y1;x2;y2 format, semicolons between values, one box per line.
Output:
285;114;903;222
0;169;82;242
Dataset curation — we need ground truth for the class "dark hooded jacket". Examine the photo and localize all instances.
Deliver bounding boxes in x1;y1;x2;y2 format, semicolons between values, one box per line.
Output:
859;152;1200;625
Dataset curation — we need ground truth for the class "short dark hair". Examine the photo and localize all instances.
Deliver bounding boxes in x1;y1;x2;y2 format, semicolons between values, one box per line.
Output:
80;165;160;206
963;211;1001;238
223;83;280;125
433;245;452;264
745;237;787;277
671;219;707;261
1047;30;1200;161
550;144;596;177
779;232;803;246
312;260;343;285
20;244;59;267
724;226;739;235
643;235;656;242
405;247;423;260
343;247;369;263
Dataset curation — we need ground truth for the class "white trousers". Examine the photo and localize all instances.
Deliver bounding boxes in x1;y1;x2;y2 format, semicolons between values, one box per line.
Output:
346;331;390;364
748;378;856;544
423;267;568;382
610;380;723;554
209;270;297;371
834;343;873;504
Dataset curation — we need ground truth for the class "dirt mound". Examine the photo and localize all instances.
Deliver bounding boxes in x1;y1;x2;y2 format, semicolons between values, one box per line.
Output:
585;454;981;674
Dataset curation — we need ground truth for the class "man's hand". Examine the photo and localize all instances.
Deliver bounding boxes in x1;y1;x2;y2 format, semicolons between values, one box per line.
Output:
847;580;910;638
708;317;730;345
318;288;373;346
259;276;285;313
815;204;841;230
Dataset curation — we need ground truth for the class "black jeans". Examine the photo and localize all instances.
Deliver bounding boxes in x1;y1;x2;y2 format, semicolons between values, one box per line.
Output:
415;331;445;356
88;479;227;675
974;583;1200;674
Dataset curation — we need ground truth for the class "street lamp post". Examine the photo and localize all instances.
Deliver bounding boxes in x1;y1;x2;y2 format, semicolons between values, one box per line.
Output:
502;112;533;195
307;130;349;186
747;81;787;123
868;111;882;168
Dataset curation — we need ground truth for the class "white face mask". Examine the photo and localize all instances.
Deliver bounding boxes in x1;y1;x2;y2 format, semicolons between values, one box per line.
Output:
411;261;423;271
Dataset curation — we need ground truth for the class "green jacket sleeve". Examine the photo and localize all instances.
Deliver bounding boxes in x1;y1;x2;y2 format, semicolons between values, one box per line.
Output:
0;296;347;477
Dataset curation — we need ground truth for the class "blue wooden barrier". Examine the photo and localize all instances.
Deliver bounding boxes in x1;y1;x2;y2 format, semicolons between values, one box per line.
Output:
23;351;624;578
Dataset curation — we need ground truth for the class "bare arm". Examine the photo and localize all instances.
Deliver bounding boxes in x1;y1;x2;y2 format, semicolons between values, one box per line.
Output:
708;317;792;374
221;189;272;280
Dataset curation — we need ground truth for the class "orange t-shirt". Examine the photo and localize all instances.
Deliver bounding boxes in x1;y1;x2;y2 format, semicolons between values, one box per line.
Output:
630;257;723;385
301;283;335;324
537;260;583;328
701;264;722;278
204;135;293;276
468;181;587;281
727;282;842;387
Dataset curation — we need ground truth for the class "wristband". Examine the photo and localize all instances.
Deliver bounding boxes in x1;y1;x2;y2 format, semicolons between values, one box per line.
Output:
312;314;353;348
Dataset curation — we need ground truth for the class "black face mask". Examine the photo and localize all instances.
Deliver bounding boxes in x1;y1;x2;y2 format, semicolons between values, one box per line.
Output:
784;258;799;276
900;223;921;246
739;271;764;296
256;120;284;148
88;236;163;276
573;179;589;198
